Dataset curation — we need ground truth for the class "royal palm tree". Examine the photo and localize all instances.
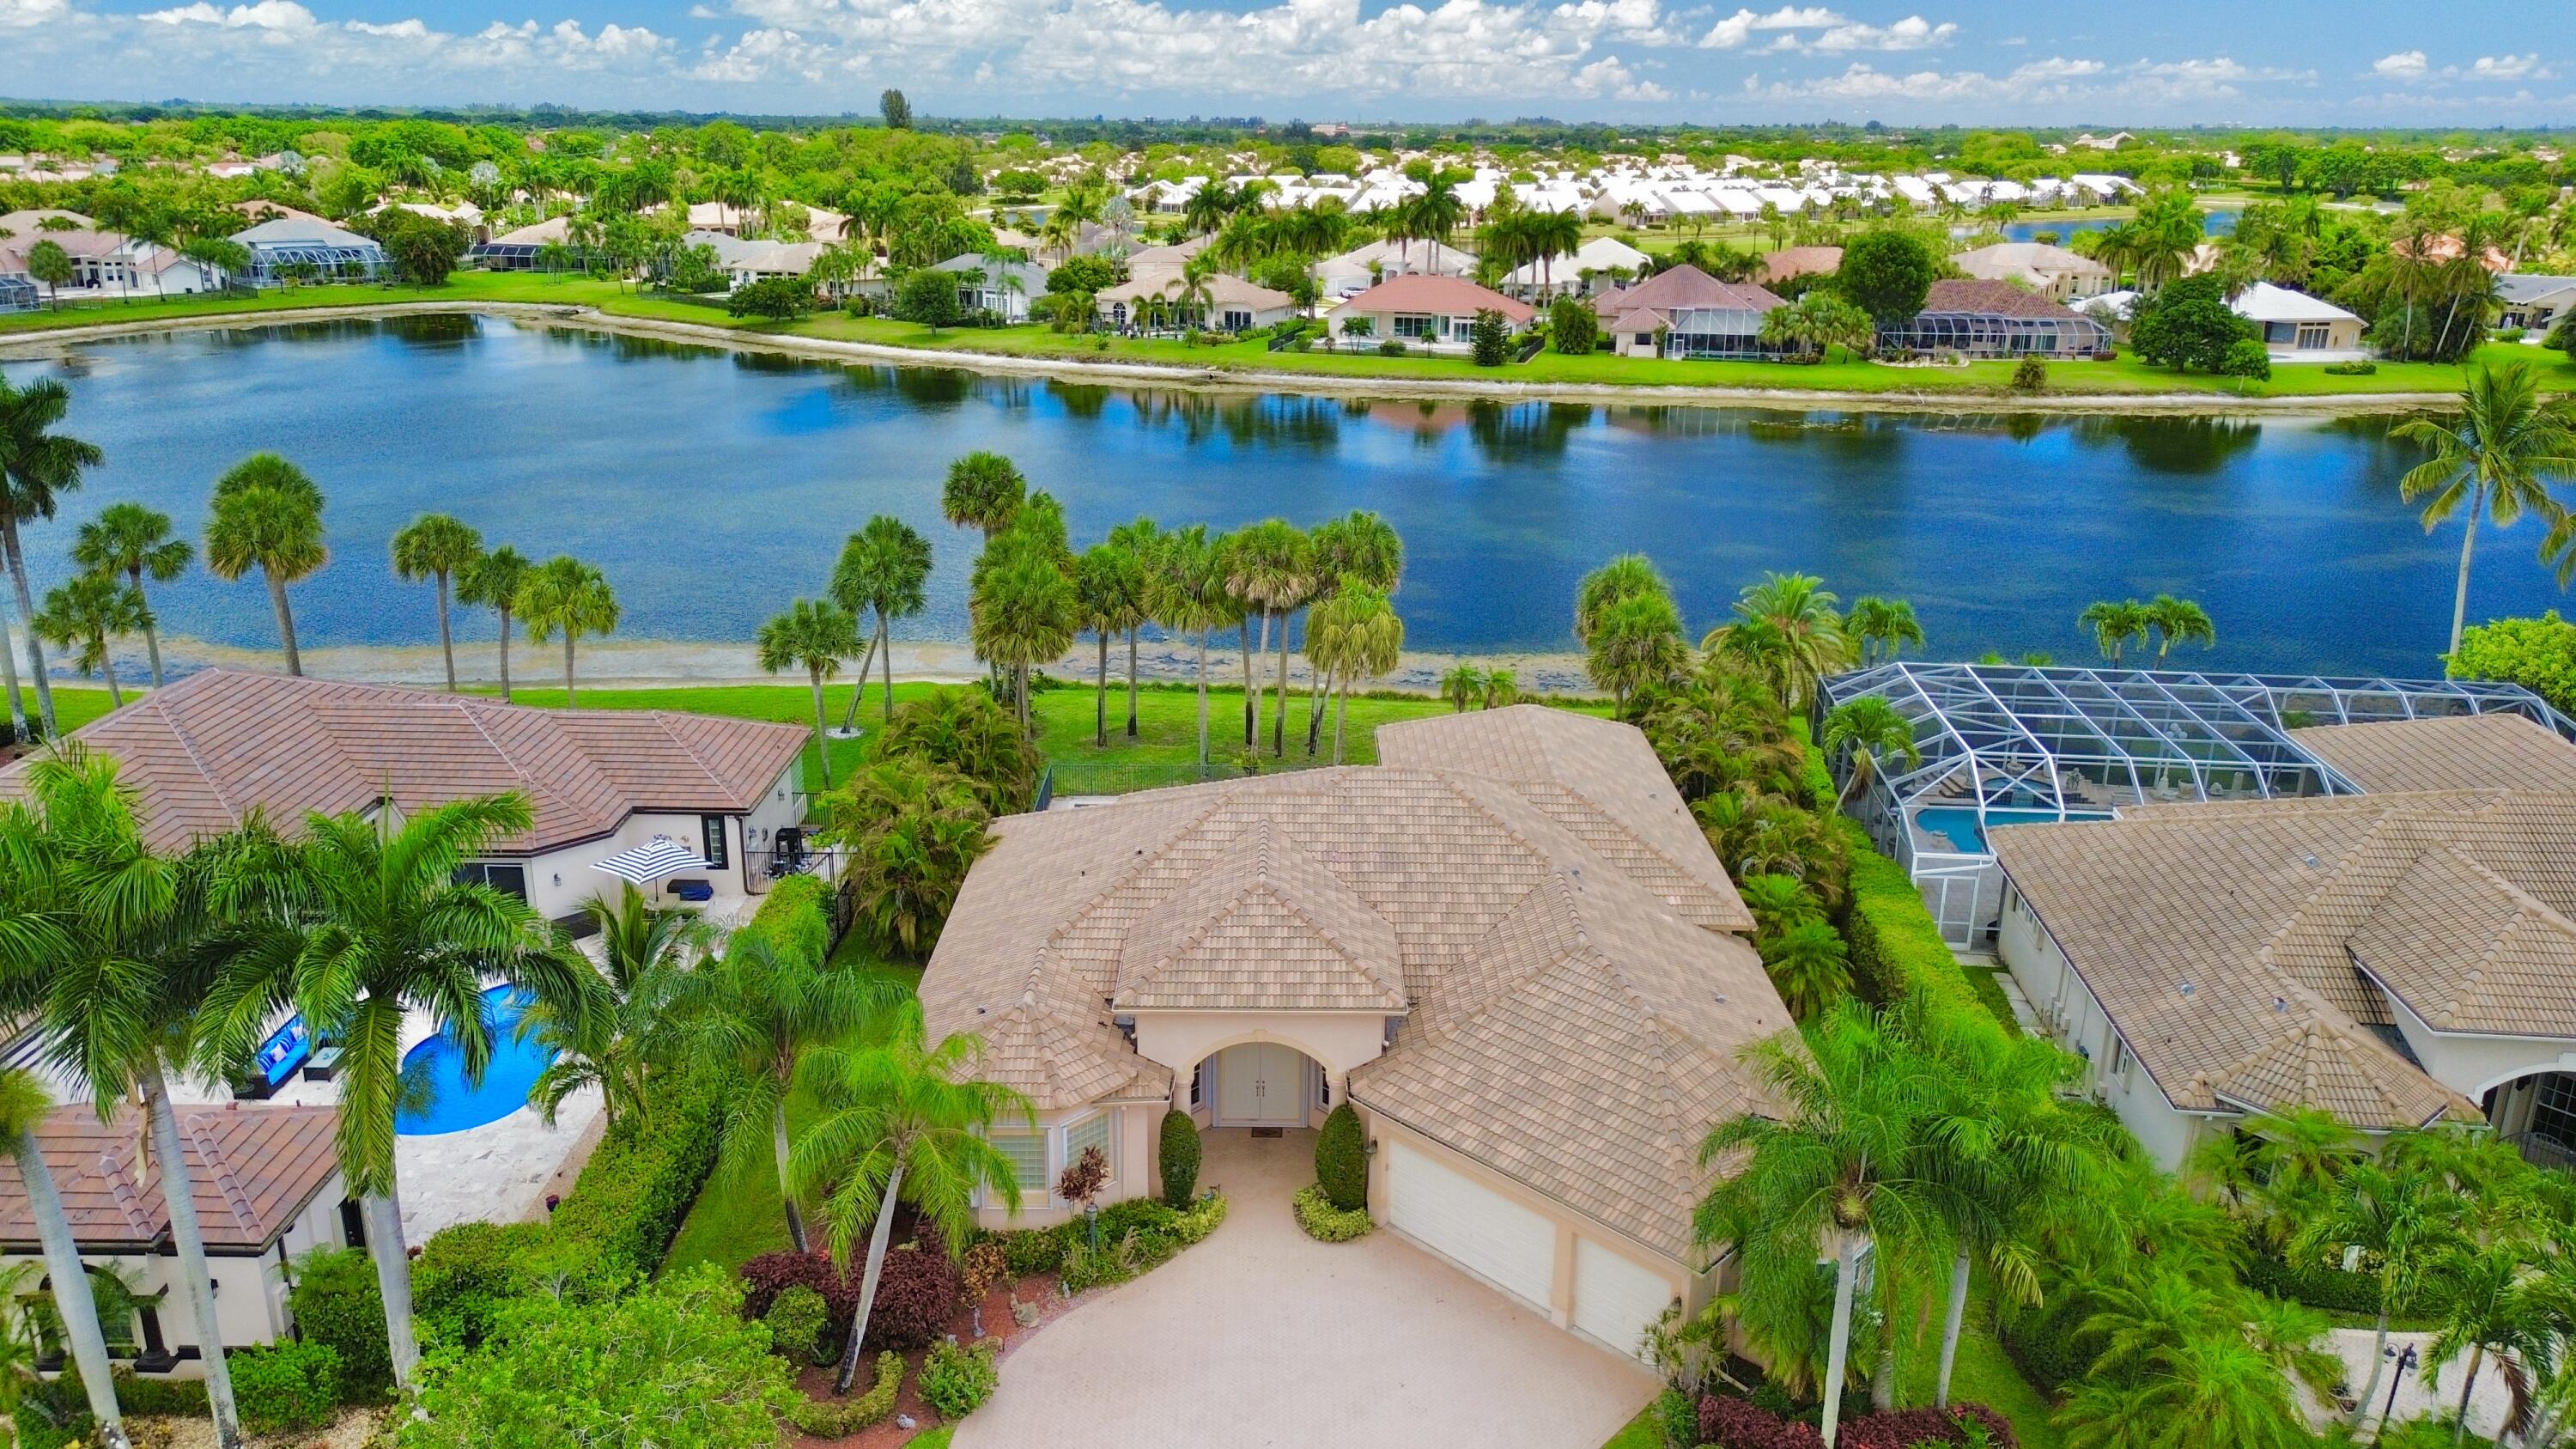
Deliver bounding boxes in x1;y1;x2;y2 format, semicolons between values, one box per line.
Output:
457;545;534;703
70;502;191;689
789;1001;1034;1393
522;885;708;1133
1441;662;1487;712
1574;554;1669;643
204;454;325;678
32;574;145;707
1308;579;1402;764
941;452;1026;541
2394;362;2576;655
758;598;864;789
0;374;104;737
2291;1162;2468;1428
1821;697;1921;810
1075;542;1150;748
2077;599;2152;665
1844;596;1924;666
200;792;602;1391
2424;1242;2553;1448
829;516;933;728
1150;525;1232;769
516;556;619;708
390;513;485;692
0;1068;131;1448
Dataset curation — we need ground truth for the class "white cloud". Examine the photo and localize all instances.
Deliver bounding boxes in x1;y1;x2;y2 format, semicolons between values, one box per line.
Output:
2472;52;2543;80
0;0;67;22
142;0;318;27
1698;3;1838;50
1807;14;1953;52
2372;49;2427;79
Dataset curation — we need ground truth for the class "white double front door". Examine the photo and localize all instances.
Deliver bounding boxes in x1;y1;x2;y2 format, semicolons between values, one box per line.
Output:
1213;1043;1309;1127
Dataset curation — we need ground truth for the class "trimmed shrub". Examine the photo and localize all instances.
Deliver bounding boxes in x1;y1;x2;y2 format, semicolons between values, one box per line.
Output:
414;1221;552;1349
1996;1309;2088;1393
738;872;835;963
1376;339;1407;357
1157;1109;1201;1207
1843;1403;2019;1448
990;1221;1074;1276
1469;308;1510;366
738;1244;961;1352
2010;357;2047;393
1699;1392;1824;1448
2221;337;2273;382
1315;1103;1367;1211
1292;1184;1373;1242
229;1341;341;1435
2244;1246;2383;1314
2324;359;2379;375
918;1339;999;1421
787;1350;902;1436
287;1246;392;1399
1839;825;2019;1034
549;1055;729;1279
764;1284;830;1366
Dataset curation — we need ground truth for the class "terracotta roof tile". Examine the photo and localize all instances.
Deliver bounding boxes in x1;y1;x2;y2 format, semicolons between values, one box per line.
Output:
0;1105;339;1251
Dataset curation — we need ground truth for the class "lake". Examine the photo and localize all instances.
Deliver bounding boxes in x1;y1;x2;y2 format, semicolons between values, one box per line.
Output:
0;314;2554;677
1998;210;2238;244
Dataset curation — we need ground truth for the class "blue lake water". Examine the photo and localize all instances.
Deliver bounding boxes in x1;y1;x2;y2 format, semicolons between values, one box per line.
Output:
0;313;2561;676
1999;210;2237;243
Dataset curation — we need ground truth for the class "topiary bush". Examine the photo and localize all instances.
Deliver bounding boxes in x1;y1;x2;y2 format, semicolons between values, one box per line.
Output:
287;1246;392;1400
764;1284;830;1366
1158;1108;1201;1207
1292;1184;1373;1242
1315;1103;1367;1211
787;1349;902;1435
228;1341;341;1435
918;1339;999;1421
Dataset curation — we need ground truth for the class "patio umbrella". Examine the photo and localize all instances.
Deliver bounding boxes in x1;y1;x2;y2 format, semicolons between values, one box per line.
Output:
592;834;714;887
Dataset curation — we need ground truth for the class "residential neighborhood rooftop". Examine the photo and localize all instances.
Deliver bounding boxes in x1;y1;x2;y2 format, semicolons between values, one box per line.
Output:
0;1104;341;1252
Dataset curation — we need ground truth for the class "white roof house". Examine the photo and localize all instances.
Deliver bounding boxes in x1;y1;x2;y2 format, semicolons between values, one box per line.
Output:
1501;236;1651;298
1313;237;1478;300
2499;275;2576;334
2231;281;2367;360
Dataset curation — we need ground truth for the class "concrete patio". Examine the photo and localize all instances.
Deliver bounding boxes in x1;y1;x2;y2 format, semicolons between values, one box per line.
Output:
955;1128;1658;1449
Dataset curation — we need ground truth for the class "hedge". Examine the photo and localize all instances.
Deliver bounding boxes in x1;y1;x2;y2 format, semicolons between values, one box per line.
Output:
786;1350;902;1437
229;1341;343;1436
1291;1184;1374;1242
2244;1245;2384;1316
286;1246;392;1399
550;1054;732;1279
1838;823;2020;1036
738;872;835;964
15;1367;210;1447
413;1221;559;1350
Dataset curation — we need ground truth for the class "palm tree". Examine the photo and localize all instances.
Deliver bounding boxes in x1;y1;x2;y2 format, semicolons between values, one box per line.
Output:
1760;919;1853;1019
1308;579;1402;764
458;545;534;703
2394;363;2576;656
204;454;326;678
1075;543;1150;748
1711;573;1848;709
2424;1242;2552;1448
1107;518;1165;739
521;885;707;1132
757;599;864;789
1587;593;1688;709
516;557;619;708
1821;697;1921;810
1441;662;1486;713
1151;525;1231;770
1481;669;1520;709
390;514;485;692
32;574;145;707
1224;520;1315;758
819;763;994;957
1844;596;1924;666
788;1001;1034;1393
2290;1163;2468;1428
0;374;105;738
70;502;191;689
0;1069;133;1448
1574;554;1668;643
1304;511;1402;751
2077;600;2151;665
2142;594;2215;665
830;516;933;728
942;452;1026;541
200;793;603;1391
969;544;1076;733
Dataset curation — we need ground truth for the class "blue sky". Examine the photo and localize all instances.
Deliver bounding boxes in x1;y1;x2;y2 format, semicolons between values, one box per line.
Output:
0;0;2566;125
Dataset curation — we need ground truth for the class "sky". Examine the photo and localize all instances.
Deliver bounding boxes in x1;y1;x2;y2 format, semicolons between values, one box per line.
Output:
0;0;2568;127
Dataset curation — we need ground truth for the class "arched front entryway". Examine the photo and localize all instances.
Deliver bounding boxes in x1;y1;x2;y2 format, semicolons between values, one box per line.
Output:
1200;1041;1327;1129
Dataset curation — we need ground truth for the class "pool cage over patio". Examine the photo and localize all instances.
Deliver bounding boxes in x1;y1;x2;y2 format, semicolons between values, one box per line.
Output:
1815;662;2576;946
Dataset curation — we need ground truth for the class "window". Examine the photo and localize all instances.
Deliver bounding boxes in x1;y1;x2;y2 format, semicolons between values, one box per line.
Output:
1190;1060;1208;1107
1315;1065;1330;1109
1221;309;1252;332
2296;324;2330;350
1393;313;1437;338
340;1198;367;1249
700;815;729;870
2108;1036;2132;1085
2533;1074;2576;1152
993;1133;1048;1195
454;863;528;901
1065;1113;1113;1186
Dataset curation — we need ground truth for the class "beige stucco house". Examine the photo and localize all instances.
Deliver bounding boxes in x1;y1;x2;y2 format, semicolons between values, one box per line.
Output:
920;705;1791;1361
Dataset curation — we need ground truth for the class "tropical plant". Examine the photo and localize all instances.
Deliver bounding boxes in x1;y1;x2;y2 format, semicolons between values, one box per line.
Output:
1075;542;1151;748
2142;594;2216;664
1;374;105;735
1588;592;1689;709
829;515;933;729
2288;1163;2468;1427
31;573;146;706
515;556;620;707
70;501;191;689
1574;553;1669;643
816;761;993;957
757;598;864;789
204;453;326;678
941;452;1026;540
969;533;1076;732
390;513;486;692
1150;524;1235;768
520;884;708;1133
1481;668;1520;709
1821;697;1921;810
458;545;535;702
1106;517;1167;739
2421;1242;2554;1448
1307;578;1403;764
1845;596;1924;666
1440;662;1486;712
787;999;1035;1393
868;685;1043;815
2077;599;2152;664
1760;919;1853;1019
2392;362;2576;654
1711;572;1849;709
1224;519;1315;757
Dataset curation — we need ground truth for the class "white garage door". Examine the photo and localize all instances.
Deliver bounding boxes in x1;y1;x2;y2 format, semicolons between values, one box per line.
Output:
1385;1140;1556;1313
1572;1236;1675;1361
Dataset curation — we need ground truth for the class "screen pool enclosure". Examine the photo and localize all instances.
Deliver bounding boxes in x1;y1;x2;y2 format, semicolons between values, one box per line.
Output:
1815;662;2576;947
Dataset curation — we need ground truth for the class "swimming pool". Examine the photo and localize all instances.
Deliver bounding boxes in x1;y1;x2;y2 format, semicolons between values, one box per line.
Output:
1913;807;2114;855
395;984;556;1136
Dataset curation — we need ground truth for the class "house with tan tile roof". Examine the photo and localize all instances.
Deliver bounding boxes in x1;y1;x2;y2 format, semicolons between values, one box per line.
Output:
919;705;1784;1360
1989;712;2576;1169
0;668;815;922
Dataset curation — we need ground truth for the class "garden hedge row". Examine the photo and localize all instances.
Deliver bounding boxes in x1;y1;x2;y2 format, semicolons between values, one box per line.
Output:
1838;823;2020;1036
2243;1245;2384;1316
548;1053;732;1280
786;1351;902;1436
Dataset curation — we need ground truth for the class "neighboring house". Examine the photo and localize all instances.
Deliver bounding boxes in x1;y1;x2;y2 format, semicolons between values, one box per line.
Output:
2230;281;2366;359
0;210;225;301
0;669;814;923
682;229;827;292
1880;279;2111;359
1312;238;1479;301
928;253;1051;320
1951;242;2113;301
1498;236;1650;300
1593;265;1785;360
2498;275;2576;334
920;706;1789;1361
684;200;851;243
1759;246;1842;286
0;1105;353;1377
1991;713;2576;1168
229;216;389;285
1121;235;1213;289
1096;271;1297;333
467;215;580;272
1331;274;1533;350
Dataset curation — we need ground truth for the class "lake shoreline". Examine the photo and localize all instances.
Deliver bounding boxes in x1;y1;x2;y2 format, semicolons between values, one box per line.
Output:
0;300;2474;417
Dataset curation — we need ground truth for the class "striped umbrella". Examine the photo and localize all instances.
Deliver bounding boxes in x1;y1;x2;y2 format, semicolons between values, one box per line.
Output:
592;835;714;886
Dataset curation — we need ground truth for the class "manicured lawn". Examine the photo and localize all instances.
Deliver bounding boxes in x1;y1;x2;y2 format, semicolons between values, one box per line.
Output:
1596;1404;1664;1449
1893;1288;2065;1449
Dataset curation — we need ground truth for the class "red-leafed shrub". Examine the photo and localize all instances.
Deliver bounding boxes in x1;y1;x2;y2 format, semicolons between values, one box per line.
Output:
736;1243;962;1351
1841;1403;2018;1449
1698;1394;1823;1449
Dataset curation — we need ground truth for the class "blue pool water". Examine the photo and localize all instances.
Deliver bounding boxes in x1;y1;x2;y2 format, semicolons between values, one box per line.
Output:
395;984;554;1136
1914;806;2115;855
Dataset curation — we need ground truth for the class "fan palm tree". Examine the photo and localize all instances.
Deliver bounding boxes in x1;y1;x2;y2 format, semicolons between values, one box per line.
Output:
516;556;619;708
204;454;325;678
1588;592;1689;709
1224;519;1315;757
1303;512;1402;750
2290;1162;2468;1428
1308;579;1402;764
31;574;145;707
757;598;864;789
830;516;934;731
70;502;191;689
940;452;1026;540
2077;599;2152;665
969;543;1076;733
199;792;604;1391
1844;596;1924;666
457;545;534;703
1104;518;1166;739
1150;525;1232;770
1075;542;1150;749
2394;362;2576;655
1713;573;1848;709
1441;662;1487;712
390;513;485;692
1821;697;1921;810
1574;553;1669;643
521;885;707;1132
789;1001;1034;1393
0;374;105;738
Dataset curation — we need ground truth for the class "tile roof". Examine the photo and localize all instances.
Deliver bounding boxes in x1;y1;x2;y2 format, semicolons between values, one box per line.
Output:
1917;278;2086;320
2292;715;2576;794
0;1105;340;1251
1594;264;1782;323
0;669;809;855
1759;247;1842;283
919;706;1777;1257
1337;273;1535;322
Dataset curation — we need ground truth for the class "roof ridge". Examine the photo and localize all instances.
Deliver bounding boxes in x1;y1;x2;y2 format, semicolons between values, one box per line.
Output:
181;1111;262;1236
153;684;242;824
450;697;542;801
641;709;736;797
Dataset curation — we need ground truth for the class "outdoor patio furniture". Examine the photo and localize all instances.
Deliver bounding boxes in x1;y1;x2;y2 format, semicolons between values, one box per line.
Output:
669;879;714;903
304;1045;342;1082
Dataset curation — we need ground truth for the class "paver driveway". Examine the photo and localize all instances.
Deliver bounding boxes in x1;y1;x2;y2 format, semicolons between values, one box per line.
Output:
955;1128;1658;1449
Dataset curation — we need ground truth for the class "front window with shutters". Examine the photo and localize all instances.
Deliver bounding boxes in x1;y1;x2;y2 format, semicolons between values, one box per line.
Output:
1064;1113;1113;1188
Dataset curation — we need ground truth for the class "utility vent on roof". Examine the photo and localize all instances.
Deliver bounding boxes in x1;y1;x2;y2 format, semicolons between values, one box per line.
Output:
2273;996;2288;1013
2302;853;2323;869
2178;981;2196;997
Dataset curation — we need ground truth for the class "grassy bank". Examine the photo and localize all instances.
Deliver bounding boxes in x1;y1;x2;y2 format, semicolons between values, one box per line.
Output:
5;270;2561;403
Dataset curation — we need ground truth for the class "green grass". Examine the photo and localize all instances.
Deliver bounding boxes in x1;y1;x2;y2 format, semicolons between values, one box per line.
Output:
1893;1289;2065;1449
903;1428;954;1449
1597;1404;1664;1449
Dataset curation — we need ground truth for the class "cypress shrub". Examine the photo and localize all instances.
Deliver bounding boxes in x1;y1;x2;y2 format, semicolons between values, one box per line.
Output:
1158;1109;1201;1207
1315;1103;1367;1211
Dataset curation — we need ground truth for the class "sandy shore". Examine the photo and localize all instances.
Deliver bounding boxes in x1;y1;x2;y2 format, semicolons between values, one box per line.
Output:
0;299;2471;417
143;633;1604;697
